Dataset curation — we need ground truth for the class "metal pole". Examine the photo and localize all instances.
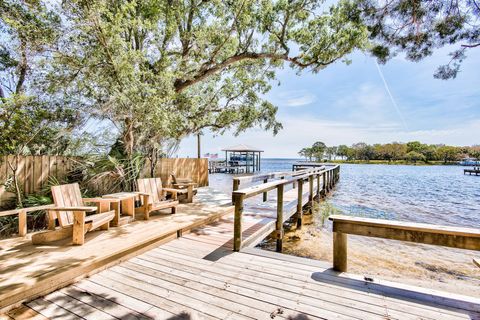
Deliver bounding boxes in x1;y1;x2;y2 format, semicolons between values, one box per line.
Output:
197;133;201;159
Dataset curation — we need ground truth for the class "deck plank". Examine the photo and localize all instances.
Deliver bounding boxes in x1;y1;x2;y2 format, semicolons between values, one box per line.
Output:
4;185;479;320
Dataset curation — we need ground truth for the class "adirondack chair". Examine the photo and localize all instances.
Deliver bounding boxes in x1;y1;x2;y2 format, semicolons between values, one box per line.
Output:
136;178;181;220
31;183;117;245
170;173;198;203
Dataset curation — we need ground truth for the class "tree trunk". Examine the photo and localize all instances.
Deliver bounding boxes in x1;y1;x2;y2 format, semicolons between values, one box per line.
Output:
15;41;28;94
123;117;134;157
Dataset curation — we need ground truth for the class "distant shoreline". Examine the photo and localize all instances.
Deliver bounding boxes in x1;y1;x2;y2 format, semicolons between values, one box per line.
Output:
325;160;458;166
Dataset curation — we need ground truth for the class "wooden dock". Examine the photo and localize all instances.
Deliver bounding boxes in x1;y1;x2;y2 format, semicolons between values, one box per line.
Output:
5;214;480;319
2;165;480;319
464;168;480;175
0;188;233;312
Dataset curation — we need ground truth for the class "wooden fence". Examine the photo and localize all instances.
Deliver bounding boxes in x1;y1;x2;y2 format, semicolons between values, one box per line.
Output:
0;156;208;207
0;156;79;207
142;158;209;187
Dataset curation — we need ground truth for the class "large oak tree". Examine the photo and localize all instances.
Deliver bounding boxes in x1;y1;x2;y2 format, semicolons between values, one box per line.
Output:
46;0;370;157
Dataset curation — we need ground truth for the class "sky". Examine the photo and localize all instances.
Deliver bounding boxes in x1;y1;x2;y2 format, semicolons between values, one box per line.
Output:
177;47;480;159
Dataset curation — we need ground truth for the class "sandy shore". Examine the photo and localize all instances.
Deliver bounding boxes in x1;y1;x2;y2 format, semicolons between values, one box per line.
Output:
259;213;480;297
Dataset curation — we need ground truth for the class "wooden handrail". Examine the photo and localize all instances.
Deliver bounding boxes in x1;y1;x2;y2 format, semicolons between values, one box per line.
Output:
329;215;480;272
233;167;321;184
233;164;340;251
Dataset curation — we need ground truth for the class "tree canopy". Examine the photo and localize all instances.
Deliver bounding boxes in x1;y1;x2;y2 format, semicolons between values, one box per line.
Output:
299;141;479;163
1;0;477;159
360;0;480;79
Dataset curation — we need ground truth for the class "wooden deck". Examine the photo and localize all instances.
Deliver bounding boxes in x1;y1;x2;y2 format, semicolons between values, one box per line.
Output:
6;215;480;320
3;181;480;319
0;187;233;312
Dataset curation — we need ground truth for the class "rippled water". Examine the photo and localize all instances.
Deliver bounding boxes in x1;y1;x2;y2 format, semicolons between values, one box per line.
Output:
212;159;480;228
330;163;480;228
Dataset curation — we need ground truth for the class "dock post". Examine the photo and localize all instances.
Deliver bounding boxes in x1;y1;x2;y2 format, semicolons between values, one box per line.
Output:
263;178;268;202
233;194;244;251
296;178;303;229
308;175;314;209
324;172;329;193
276;184;284;252
333;231;347;272
316;174;321;202
232;179;240;204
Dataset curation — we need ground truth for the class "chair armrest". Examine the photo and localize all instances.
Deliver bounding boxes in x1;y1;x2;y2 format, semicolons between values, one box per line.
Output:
133;192;151;196
48;206;97;212
474;258;480;268
173;182;197;187
83;198;120;204
163;188;188;194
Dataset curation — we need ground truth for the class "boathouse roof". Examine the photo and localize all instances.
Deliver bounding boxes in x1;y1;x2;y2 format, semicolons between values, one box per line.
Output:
221;144;264;152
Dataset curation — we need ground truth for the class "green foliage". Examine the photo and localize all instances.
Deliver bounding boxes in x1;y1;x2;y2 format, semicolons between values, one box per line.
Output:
300;140;472;163
44;0;370;156
0;1;82;155
79;153;146;195
312;201;340;228
405;151;426;163
358;0;480;79
0;95;80;155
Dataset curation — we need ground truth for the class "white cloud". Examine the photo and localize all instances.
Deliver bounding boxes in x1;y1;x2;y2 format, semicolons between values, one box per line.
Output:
276;90;316;107
176;117;480;158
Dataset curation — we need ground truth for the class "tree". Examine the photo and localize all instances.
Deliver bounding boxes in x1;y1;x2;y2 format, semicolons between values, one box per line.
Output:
298;147;313;161
405;151;426;164
352;142;374;161
437;146;460;164
336;145;350;160
0;1;80;155
311;141;327;161
360;0;480;79
325;146;337;160
46;0;370;158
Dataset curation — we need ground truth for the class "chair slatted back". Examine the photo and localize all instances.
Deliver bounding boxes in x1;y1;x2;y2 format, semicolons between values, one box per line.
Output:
137;178;165;204
51;183;84;227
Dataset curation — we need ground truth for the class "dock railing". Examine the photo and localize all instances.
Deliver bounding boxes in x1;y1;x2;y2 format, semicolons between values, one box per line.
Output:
329;215;480;272
232;164;340;252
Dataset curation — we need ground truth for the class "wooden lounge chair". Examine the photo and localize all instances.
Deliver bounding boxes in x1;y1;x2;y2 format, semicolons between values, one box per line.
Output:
170;173;198;203
136;178;181;220
31;183;116;245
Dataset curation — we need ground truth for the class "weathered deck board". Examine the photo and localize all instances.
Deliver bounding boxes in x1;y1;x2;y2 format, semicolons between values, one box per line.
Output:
0;187;232;311
4;180;479;320
9;210;480;320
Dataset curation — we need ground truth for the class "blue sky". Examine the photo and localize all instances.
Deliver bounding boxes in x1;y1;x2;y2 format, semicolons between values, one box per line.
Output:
177;47;480;158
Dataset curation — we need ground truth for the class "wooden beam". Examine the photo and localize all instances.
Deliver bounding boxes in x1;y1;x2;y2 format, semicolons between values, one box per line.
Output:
262;178;268;202
333;232;347;272
308;175;314;205
296;179;303;229
276;184;284;253
18;209;27;237
330;215;480;272
72;211;86;245
233;194;244;252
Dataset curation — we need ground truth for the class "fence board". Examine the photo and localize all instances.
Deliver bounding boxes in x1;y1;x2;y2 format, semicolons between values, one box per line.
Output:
0;156;209;206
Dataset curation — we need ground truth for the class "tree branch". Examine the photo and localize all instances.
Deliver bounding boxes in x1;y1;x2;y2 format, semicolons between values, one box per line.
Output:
174;52;325;92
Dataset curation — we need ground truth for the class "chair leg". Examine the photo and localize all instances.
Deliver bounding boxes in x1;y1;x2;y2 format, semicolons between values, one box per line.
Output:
72;211;86;245
144;210;150;220
100;222;109;230
171;206;177;214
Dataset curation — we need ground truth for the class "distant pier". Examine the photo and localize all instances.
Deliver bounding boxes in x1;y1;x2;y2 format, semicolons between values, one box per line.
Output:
464;166;480;175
